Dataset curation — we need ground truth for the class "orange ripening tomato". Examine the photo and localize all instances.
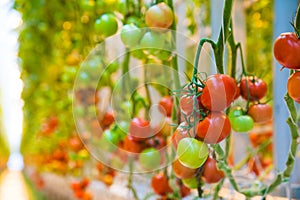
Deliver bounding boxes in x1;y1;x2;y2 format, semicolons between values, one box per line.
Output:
172;159;197;179
287;72;300;103
248;104;272;123
196;112;231;144
151;172;173;196
158;96;173;116
145;3;174;31
273;32;300;69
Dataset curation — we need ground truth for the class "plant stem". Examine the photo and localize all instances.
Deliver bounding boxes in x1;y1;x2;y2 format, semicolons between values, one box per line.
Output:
192;38;216;83
122;49;130;99
294;3;300;37
127;156;139;200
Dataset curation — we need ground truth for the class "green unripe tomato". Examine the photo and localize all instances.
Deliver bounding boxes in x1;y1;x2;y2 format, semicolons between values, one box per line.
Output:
231;115;254;132
121;24;143;47
140;31;165;50
95;13;118;37
138;148;161;170
182;176;198;189
177;138;208;169
99;130;121;152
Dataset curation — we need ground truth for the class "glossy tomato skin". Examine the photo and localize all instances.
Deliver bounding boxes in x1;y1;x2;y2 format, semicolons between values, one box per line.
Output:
179;95;198;116
239;76;267;101
94;13;118;37
122;135;145;153
172;159;197;179
201;74;237;111
287;72;300;103
248;104;273;123
274;32;300;69
158;96;173;116
196;112;231;144
171;122;194;149
129;118;153;142
230;115;254;132
151;172;173;196
145;3;173;30
202;157;224;184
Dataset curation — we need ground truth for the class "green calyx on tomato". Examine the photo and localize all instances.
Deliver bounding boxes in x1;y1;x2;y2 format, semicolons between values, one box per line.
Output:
177;137;208;169
95;13;118;37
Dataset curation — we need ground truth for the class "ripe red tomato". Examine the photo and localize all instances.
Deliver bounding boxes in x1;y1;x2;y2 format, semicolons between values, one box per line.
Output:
239;76;267;101
202;157;224;184
145;3;173;31
273;32;300;69
287;72;300;103
100;111;115;127
158;96;173;116
122;135;145;153
196;112;231;144
248;104;273;123
201;74;237;111
172;159;197;179
151;172;173;196
129;118;153;142
179;184;191;198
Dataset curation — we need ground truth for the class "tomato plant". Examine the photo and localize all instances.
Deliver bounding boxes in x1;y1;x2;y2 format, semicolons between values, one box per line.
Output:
202;157;224;184
273;32;300;69
196;112;231;144
239;76;267;101
201;74;237;111
145;3;174;31
287;72;300;103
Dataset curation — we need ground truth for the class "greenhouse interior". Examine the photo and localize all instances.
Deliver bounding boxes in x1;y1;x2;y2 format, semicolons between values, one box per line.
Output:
0;0;300;199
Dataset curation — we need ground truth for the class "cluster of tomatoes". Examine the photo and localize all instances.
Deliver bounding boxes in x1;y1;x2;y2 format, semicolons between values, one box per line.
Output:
94;2;174;60
70;177;93;200
166;72;272;191
274;32;300;102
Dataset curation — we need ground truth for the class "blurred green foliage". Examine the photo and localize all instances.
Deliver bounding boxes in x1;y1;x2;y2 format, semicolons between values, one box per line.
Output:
245;0;274;100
